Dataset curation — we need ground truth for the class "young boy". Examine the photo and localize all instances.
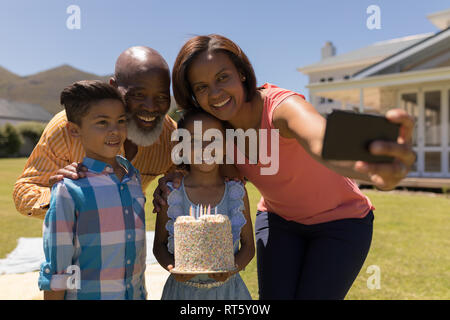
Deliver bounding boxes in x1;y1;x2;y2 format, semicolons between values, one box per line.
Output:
13;46;177;220
38;80;147;300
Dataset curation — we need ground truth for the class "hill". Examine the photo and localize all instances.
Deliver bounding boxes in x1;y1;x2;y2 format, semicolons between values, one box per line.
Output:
0;65;111;114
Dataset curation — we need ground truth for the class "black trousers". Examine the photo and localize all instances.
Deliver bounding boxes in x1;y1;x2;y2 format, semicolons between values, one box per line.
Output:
255;210;374;300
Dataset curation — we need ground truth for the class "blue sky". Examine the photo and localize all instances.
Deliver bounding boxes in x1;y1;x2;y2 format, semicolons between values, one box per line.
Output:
0;0;448;95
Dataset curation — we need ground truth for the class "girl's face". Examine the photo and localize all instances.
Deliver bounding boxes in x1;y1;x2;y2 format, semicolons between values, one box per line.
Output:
184;115;225;173
187;51;246;122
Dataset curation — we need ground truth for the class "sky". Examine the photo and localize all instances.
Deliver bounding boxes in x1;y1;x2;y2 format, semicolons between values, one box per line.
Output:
0;0;448;96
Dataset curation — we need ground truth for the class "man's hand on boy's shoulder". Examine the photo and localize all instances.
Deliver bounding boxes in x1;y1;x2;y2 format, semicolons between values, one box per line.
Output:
49;162;88;187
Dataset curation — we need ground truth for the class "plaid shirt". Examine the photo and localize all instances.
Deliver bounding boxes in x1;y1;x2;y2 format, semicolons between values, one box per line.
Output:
38;155;147;300
13;110;177;219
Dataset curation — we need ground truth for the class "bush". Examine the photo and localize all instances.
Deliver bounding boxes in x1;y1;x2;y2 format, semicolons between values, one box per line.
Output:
15;121;46;145
0;123;23;157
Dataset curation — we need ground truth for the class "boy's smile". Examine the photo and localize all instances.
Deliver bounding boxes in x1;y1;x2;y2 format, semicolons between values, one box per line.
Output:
69;99;127;166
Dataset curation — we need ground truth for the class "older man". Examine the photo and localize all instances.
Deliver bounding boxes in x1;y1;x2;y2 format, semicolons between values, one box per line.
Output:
13;46;177;218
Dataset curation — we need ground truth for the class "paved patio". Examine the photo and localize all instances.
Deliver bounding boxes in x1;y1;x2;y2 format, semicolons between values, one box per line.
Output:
0;263;170;300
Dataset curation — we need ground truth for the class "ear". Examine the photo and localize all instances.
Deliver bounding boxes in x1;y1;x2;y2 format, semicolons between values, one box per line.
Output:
238;71;246;82
109;77;117;88
67;121;81;138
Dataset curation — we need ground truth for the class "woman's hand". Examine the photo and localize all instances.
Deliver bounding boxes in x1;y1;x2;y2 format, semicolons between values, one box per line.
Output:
152;171;185;213
48;162;88;187
354;108;416;190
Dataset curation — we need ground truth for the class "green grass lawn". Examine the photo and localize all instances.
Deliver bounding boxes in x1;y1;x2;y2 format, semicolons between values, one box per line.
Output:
1;158;449;299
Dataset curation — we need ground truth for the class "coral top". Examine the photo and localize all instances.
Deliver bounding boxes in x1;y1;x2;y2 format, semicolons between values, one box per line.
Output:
234;83;374;225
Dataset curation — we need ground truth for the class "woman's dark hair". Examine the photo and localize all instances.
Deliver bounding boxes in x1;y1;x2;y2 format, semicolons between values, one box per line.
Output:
172;34;257;111
60;80;124;126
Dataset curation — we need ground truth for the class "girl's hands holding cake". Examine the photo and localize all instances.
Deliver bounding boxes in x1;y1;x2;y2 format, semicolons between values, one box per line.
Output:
208;270;236;282
167;265;196;282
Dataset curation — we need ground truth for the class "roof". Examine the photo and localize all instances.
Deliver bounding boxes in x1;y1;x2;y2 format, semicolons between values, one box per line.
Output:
353;26;450;79
298;33;433;73
427;8;450;30
0;99;53;123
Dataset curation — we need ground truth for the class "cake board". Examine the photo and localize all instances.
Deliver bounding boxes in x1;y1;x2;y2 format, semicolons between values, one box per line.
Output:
170;267;237;275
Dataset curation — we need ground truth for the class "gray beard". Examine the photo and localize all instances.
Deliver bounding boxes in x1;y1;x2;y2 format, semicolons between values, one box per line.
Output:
126;115;165;147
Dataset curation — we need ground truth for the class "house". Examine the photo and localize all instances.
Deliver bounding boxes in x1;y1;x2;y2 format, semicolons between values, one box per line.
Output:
298;8;450;186
0;99;52;126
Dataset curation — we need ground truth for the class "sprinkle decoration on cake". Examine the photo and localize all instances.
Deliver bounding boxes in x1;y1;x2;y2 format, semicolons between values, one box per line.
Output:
173;205;235;273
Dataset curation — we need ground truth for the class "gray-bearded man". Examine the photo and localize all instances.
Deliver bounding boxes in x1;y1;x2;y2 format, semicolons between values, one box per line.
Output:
13;46;177;218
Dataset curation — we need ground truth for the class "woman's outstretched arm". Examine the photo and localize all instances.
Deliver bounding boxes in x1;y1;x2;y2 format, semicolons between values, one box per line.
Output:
272;95;415;190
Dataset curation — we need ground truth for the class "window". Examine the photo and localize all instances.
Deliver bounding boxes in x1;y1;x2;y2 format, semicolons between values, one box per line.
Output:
425;152;441;172
400;93;418;147
424;91;441;147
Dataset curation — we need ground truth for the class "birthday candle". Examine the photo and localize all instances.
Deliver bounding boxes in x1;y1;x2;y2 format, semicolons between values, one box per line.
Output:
208;205;211;215
215;207;217;215
189;205;192;217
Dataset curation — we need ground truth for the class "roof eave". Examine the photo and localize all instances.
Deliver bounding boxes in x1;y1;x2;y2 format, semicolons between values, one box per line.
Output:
297;57;385;74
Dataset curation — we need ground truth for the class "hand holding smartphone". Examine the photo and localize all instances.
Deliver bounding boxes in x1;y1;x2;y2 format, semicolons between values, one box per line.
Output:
322;110;400;163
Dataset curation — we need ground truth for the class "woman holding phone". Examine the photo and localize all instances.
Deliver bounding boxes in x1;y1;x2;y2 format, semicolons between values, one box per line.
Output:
153;34;415;299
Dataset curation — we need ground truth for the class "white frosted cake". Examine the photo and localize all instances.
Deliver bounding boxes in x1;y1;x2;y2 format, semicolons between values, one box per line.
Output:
173;214;235;273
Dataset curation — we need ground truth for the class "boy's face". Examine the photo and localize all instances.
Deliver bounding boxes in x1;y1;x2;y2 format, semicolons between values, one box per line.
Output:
69;99;127;164
114;70;171;146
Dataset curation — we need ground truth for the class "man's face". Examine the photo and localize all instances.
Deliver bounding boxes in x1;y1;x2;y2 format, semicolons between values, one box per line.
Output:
115;71;171;146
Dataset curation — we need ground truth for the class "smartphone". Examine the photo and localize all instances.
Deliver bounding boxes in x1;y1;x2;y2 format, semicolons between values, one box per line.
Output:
322;110;400;163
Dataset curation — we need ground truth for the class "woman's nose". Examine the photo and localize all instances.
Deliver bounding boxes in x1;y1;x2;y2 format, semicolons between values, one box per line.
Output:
209;84;222;99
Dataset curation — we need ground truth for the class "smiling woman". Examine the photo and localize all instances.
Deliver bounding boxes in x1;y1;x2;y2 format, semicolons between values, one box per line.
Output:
172;35;257;113
161;33;417;300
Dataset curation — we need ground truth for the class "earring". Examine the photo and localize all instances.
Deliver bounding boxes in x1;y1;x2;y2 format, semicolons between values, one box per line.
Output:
241;76;246;82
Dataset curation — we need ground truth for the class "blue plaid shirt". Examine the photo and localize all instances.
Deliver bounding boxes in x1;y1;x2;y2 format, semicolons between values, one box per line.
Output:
38;156;147;300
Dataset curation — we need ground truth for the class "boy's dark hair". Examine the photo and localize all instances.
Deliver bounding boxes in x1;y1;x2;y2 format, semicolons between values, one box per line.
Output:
60;80;125;126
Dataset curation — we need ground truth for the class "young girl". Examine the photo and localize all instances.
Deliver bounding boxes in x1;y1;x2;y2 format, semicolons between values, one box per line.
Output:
153;109;255;300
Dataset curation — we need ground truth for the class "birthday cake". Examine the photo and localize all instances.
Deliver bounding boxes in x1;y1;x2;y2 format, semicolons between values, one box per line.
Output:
173;214;235;273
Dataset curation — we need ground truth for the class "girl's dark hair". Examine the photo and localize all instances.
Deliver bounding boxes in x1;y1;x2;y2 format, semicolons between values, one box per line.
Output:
60;80;125;125
176;108;217;131
172;34;257;111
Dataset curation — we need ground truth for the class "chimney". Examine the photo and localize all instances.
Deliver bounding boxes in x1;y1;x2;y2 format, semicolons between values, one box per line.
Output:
427;8;450;30
321;41;336;60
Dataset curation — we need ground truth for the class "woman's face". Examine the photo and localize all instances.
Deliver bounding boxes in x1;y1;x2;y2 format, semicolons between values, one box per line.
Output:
187;51;246;121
